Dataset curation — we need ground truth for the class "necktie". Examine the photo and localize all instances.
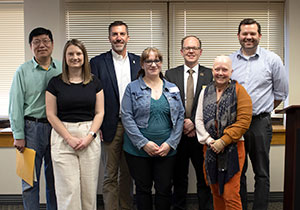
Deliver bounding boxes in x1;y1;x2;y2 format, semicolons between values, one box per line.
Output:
186;69;194;118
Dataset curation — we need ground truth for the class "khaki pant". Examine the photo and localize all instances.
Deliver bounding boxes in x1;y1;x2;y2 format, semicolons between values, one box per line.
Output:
51;121;101;210
101;122;133;210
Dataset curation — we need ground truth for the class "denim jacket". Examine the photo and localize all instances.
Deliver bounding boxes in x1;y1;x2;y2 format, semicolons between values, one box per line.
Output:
121;76;184;150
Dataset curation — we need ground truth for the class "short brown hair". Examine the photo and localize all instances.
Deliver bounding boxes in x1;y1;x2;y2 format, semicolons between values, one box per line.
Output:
181;35;202;49
238;18;261;35
108;21;129;35
61;39;92;85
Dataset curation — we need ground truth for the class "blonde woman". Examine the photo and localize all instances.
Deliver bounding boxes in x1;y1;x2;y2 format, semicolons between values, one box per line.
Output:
46;39;104;210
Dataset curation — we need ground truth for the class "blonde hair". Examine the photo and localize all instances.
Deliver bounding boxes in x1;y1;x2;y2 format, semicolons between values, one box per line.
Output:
61;39;92;85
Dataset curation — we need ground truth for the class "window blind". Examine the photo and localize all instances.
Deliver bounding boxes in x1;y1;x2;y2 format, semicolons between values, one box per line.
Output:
65;1;285;118
169;2;284;117
0;2;24;116
169;2;284;69
65;2;168;70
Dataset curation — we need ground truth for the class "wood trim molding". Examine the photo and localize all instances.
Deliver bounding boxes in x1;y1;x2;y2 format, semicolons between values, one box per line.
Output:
272;125;285;145
0;125;286;147
0;131;14;147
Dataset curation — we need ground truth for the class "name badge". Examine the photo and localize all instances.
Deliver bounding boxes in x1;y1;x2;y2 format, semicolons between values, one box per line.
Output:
169;86;180;93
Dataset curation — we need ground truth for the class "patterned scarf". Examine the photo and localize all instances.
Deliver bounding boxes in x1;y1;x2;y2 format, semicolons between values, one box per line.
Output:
203;80;239;195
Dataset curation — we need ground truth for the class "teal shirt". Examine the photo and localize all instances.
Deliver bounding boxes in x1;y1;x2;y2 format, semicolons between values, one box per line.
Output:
123;94;176;157
9;57;62;139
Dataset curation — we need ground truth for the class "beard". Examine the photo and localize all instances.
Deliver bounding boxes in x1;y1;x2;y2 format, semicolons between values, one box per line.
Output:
112;41;126;53
240;38;259;50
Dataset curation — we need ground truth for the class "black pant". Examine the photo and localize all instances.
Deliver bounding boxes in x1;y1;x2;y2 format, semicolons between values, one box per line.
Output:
125;152;176;210
240;114;272;210
172;135;213;210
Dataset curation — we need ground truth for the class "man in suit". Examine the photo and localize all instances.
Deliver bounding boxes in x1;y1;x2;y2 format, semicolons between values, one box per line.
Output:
165;35;213;210
90;21;140;210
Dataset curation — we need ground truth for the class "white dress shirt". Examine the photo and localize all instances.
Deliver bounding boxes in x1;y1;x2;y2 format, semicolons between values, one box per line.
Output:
112;49;131;107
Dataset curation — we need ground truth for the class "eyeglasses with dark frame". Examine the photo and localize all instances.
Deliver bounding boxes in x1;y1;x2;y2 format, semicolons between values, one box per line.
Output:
144;59;161;66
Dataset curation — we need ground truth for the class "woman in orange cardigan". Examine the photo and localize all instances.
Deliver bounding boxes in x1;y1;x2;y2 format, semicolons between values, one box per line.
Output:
195;55;252;210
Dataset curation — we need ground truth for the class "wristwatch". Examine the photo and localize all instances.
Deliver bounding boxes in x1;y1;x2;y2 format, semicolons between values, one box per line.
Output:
89;131;97;139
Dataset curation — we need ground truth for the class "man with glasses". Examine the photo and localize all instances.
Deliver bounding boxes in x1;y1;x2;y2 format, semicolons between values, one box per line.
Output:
90;21;140;210
9;27;61;210
165;35;213;210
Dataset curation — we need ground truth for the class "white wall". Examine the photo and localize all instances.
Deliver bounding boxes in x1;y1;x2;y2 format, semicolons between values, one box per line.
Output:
24;0;66;61
0;148;22;194
285;0;300;106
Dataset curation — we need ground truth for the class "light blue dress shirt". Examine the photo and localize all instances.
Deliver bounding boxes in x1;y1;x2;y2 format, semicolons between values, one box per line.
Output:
230;46;288;115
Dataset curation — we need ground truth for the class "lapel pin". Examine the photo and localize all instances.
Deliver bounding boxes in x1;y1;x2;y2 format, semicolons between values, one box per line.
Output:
200;72;204;76
133;60;135;64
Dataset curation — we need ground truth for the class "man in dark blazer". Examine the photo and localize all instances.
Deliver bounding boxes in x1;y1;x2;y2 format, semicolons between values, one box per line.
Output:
90;21;140;210
165;35;213;210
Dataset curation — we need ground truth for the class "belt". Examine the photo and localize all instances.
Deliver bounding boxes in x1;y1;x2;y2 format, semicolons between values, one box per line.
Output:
252;112;270;120
24;116;48;123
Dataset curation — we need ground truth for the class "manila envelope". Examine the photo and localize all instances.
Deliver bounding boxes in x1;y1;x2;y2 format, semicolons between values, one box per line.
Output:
16;148;36;187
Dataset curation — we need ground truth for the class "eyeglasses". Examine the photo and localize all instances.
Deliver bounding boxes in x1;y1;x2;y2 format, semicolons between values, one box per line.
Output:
32;39;52;46
144;59;161;66
182;47;201;51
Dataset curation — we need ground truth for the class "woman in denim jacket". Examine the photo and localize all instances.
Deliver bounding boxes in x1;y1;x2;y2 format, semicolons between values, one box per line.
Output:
121;47;185;210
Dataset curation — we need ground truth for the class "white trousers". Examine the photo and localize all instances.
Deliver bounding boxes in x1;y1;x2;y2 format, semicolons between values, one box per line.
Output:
51;121;101;210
